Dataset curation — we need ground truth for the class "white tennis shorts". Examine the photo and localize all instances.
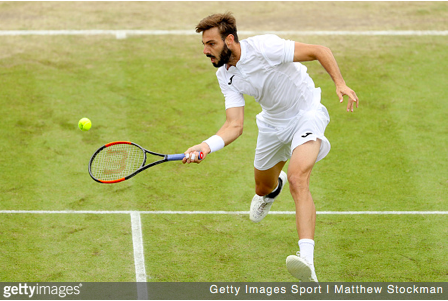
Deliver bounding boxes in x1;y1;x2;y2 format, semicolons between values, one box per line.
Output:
254;104;331;171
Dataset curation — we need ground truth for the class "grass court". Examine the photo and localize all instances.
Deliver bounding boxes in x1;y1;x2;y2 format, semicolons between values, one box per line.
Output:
0;2;447;283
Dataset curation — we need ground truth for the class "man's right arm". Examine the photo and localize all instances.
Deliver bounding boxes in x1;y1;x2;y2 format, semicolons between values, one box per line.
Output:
183;106;244;164
215;106;244;146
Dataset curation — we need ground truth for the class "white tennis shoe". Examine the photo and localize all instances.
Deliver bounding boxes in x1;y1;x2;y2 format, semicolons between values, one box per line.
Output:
286;252;318;282
250;171;287;222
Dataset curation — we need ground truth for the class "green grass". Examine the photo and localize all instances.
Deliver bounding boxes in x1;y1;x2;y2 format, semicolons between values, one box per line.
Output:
0;213;135;282
145;214;448;282
0;33;447;282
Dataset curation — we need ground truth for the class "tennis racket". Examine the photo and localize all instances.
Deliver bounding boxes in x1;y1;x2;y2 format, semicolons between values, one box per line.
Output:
88;141;204;184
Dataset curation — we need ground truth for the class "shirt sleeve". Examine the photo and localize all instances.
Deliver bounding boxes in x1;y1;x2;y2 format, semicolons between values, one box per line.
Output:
258;34;295;66
216;69;245;109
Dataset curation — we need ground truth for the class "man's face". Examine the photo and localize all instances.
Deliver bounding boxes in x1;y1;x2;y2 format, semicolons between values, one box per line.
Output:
202;27;231;68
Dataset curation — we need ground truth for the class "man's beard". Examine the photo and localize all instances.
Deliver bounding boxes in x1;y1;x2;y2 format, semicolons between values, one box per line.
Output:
207;43;232;68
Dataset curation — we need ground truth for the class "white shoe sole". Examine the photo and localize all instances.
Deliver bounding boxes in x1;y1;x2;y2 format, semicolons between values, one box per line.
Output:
278;171;287;189
286;255;318;282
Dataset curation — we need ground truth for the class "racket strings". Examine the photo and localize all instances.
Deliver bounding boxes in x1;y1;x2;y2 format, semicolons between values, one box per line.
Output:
90;144;145;181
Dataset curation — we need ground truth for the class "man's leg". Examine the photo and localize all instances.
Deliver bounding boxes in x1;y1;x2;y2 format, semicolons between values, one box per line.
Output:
288;140;320;239
286;139;321;282
250;161;287;222
254;161;286;196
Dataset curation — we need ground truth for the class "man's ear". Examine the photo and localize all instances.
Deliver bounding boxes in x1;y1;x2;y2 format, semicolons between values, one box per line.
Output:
225;34;235;47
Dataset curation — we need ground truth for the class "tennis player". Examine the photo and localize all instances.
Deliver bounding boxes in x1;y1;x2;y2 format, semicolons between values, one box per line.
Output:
183;12;358;282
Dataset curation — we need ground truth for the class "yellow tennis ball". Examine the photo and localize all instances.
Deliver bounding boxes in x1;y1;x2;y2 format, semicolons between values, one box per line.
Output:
78;118;92;131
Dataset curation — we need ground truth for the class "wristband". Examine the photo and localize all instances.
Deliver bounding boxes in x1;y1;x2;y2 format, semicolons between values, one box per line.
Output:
203;135;225;153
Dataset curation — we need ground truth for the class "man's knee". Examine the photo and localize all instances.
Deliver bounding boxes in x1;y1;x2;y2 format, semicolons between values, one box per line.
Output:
288;172;310;194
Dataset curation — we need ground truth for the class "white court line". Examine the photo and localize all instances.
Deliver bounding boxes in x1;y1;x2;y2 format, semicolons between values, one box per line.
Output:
130;212;148;282
0;210;447;215
0;30;448;37
1;208;445;289
139;210;448;215
130;212;149;300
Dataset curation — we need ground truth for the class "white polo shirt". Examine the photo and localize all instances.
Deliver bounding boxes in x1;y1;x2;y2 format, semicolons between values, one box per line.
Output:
216;34;322;127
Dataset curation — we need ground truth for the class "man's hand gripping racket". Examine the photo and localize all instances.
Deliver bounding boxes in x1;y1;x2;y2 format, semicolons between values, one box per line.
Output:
89;141;204;184
182;142;211;164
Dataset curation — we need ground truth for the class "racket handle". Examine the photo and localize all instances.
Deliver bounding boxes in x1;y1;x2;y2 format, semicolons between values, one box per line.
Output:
166;152;204;161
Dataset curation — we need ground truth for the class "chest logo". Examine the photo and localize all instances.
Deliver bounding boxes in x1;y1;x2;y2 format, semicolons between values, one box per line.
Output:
228;75;235;85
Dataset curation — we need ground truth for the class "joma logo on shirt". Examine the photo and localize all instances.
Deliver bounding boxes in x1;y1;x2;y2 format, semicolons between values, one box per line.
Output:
228;75;235;85
301;132;313;138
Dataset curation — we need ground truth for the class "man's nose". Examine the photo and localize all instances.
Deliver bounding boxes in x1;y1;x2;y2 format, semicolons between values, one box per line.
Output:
203;45;210;55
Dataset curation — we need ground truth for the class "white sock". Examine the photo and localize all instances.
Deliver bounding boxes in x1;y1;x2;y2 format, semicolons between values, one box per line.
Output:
298;239;315;269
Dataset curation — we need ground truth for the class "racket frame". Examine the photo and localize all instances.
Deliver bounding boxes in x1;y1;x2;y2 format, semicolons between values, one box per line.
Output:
88;141;195;184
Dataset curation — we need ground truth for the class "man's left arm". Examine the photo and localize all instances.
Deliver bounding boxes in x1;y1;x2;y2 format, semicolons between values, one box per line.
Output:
293;42;359;112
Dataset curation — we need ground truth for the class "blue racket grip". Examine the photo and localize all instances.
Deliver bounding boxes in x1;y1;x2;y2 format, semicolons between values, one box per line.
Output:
166;152;204;161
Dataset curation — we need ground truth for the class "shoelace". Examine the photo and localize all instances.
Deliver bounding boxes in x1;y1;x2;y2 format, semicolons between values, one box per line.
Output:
256;201;270;215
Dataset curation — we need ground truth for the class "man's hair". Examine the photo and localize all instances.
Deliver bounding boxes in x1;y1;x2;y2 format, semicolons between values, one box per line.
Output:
195;12;239;43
